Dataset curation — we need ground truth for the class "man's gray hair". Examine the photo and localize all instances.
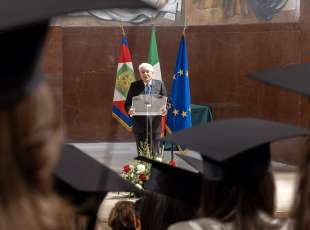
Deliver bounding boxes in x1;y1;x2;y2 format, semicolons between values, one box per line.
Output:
138;63;154;72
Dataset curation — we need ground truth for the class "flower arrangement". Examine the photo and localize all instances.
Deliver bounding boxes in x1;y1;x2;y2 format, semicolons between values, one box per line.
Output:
120;141;177;190
121;160;151;190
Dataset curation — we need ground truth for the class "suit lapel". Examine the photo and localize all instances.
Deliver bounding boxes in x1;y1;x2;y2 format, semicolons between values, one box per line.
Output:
136;79;160;95
136;80;145;95
152;80;160;94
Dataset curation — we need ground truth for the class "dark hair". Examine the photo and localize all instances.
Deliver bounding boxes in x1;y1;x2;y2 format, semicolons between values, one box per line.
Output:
0;82;73;230
135;192;199;230
201;170;275;230
293;137;310;230
108;200;135;230
199;144;276;230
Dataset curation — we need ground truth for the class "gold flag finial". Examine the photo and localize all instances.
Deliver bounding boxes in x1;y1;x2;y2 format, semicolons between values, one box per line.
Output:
183;5;188;36
182;25;186;36
120;20;126;36
150;15;155;27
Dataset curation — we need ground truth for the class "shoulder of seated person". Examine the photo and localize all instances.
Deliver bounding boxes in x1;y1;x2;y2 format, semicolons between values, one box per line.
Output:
168;218;227;230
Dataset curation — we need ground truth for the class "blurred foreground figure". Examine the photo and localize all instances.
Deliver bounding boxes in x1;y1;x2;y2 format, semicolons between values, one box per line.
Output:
0;81;75;229
0;1;156;230
54;145;139;230
250;64;310;230
134;156;202;230
165;118;309;230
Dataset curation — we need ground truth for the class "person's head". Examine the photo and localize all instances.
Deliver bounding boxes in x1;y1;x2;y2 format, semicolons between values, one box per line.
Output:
200;176;275;230
134;156;202;230
53;144;139;230
164;118;310;229
198;143;275;229
201;165;275;222
175;145;275;223
133;199;142;230
138;63;154;84
0;81;74;230
134;192;198;230
108;200;135;230
0;81;62;196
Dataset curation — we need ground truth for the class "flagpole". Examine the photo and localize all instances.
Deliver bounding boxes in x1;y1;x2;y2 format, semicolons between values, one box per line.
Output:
169;16;190;161
112;20;136;133
119;20;126;36
182;25;186;36
171;25;187;162
171;21;187;162
171;24;187;161
150;15;155;27
182;14;187;36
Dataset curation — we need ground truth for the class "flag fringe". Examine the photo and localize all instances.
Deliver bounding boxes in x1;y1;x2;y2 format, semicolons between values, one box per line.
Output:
112;112;132;132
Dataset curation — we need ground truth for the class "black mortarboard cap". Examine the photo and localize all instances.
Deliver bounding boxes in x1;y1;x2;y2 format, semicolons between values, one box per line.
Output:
54;144;139;229
54;144;138;194
135;156;203;205
164;118;310;181
0;0;155;107
54;144;138;216
249;63;310;97
0;21;48;107
176;154;203;174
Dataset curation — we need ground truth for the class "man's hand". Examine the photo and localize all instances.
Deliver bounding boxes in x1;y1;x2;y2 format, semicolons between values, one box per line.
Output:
160;106;167;116
128;107;135;117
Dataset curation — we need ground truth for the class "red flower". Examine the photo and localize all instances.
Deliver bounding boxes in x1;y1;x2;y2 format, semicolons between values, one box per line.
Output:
139;173;147;182
169;160;177;167
123;164;131;173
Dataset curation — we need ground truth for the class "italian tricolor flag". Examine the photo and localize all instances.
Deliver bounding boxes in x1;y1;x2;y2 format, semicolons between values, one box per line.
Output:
148;26;166;136
112;36;136;131
148;26;162;81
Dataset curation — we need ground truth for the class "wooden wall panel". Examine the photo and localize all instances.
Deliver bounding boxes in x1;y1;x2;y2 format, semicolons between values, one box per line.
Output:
42;27;63;124
187;27;301;123
188;29;241;105
43;0;310;151
60;25;304;141
245;31;301;123
62;27;121;141
62;27;181;141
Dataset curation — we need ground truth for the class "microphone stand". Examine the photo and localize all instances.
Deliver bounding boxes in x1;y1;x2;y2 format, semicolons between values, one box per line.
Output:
144;94;151;158
144;84;152;158
146;102;152;158
150;95;153;158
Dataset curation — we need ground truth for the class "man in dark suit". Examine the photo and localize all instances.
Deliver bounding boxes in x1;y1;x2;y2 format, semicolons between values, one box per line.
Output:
125;63;167;156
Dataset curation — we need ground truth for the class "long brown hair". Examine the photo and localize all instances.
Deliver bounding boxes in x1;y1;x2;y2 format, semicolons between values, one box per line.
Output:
135;192;199;230
0;82;73;230
202;170;275;230
108;200;135;230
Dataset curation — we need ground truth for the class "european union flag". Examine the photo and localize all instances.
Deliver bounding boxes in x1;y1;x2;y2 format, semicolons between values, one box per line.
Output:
167;35;192;132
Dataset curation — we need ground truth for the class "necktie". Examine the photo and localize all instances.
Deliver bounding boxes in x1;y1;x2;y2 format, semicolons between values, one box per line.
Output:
145;84;151;95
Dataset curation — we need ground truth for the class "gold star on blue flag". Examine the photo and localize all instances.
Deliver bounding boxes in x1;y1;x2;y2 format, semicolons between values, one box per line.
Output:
167;35;192;132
